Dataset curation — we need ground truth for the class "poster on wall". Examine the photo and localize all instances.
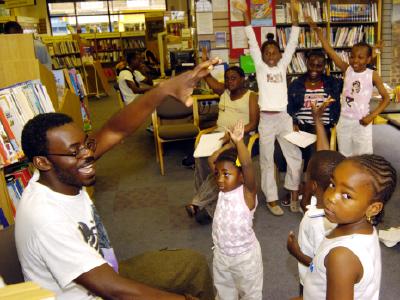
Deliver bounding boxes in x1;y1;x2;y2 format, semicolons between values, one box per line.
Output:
196;12;214;34
195;0;213;12
213;0;228;12
250;0;274;27
230;0;245;21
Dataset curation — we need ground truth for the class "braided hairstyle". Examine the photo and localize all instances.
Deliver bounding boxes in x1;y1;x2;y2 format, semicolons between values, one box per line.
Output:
348;154;397;225
261;33;280;54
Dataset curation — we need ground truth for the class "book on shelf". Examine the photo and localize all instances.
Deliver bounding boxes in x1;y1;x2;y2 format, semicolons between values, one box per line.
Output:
122;38;145;50
330;3;378;22
277;27;326;50
276;1;327;23
5;164;32;211
0;81;55;168
287;52;307;75
331;26;375;47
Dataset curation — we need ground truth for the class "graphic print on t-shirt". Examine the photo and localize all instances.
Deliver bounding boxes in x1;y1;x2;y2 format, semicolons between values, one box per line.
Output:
345;80;360;107
78;222;99;251
266;73;283;83
92;205;119;272
77;205;119;272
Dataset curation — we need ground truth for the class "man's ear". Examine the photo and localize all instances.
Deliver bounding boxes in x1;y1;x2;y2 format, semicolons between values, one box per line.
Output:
366;201;384;218
32;156;52;171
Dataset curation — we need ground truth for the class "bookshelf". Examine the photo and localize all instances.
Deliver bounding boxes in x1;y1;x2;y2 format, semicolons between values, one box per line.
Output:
41;35;83;70
80;31;146;65
0;34;87;227
275;0;382;78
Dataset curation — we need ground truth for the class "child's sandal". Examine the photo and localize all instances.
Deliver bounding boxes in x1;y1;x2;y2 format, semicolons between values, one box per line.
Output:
290;200;299;213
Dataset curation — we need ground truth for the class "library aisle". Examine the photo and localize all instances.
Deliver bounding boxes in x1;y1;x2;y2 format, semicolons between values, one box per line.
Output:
89;91;400;300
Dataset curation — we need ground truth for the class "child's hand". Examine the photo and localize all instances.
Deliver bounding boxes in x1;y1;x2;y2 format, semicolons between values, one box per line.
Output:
311;97;334;120
287;231;301;256
305;15;317;29
227;120;245;144
372;41;383;58
219;131;231;145
360;115;374;126
290;0;300;16
233;0;247;13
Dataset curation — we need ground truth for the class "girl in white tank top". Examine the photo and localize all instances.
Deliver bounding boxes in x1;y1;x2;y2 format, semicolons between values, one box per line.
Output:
302;155;396;300
210;121;263;300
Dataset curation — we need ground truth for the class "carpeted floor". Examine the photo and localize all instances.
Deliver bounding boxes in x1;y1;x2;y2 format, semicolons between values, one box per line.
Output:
89;91;400;300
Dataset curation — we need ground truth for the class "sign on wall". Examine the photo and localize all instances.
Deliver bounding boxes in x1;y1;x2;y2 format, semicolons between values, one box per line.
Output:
5;0;35;9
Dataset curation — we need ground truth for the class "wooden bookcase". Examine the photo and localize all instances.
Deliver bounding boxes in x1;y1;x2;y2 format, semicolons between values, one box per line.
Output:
0;34;86;227
275;0;382;78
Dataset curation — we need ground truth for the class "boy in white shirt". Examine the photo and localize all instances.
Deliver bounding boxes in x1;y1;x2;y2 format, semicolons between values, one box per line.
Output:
287;150;344;294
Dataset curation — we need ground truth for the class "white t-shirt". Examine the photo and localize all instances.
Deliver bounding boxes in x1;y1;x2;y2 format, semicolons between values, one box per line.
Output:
303;229;381;300
118;69;146;104
15;172;118;300
298;196;335;284
244;25;300;111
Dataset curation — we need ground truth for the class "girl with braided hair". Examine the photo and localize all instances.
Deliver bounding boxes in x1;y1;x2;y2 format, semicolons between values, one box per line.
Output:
299;154;397;300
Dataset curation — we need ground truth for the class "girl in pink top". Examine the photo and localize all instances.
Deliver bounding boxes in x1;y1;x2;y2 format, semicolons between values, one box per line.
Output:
209;120;262;300
308;17;390;157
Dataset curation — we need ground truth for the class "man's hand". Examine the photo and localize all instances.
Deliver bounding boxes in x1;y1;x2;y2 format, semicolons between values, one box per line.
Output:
287;231;301;257
293;124;300;132
360;115;374;126
161;58;220;107
227;120;245;144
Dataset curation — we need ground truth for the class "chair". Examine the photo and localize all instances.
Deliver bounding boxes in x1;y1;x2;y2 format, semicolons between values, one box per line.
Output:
116;90;125;109
0;225;24;284
152;96;200;175
330;125;337;151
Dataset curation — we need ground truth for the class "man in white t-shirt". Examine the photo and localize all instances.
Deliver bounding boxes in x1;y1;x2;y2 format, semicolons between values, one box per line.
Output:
118;51;153;104
15;59;220;300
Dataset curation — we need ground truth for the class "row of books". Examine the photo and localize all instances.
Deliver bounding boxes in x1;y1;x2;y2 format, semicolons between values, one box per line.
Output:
330;51;350;72
287;52;308;74
331;26;375;48
276;2;327;24
123;38;146;50
0;81;55;167
96;39;122;51
48;40;80;56
277;27;327;49
52;56;82;70
330;3;378;22
5;164;32;215
96;51;122;63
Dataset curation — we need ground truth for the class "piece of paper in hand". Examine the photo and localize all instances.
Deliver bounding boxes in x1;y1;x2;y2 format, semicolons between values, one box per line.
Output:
284;131;317;148
194;132;226;158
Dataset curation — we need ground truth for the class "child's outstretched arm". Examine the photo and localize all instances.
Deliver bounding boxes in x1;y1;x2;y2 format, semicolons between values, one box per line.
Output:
201;47;225;95
234;2;263;66
325;247;363;300
306;16;348;73
228;120;257;210
280;0;300;68
287;231;312;266
359;71;390;126
311;98;334;151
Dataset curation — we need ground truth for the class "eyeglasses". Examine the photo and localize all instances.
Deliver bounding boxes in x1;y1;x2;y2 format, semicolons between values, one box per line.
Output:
47;137;97;159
